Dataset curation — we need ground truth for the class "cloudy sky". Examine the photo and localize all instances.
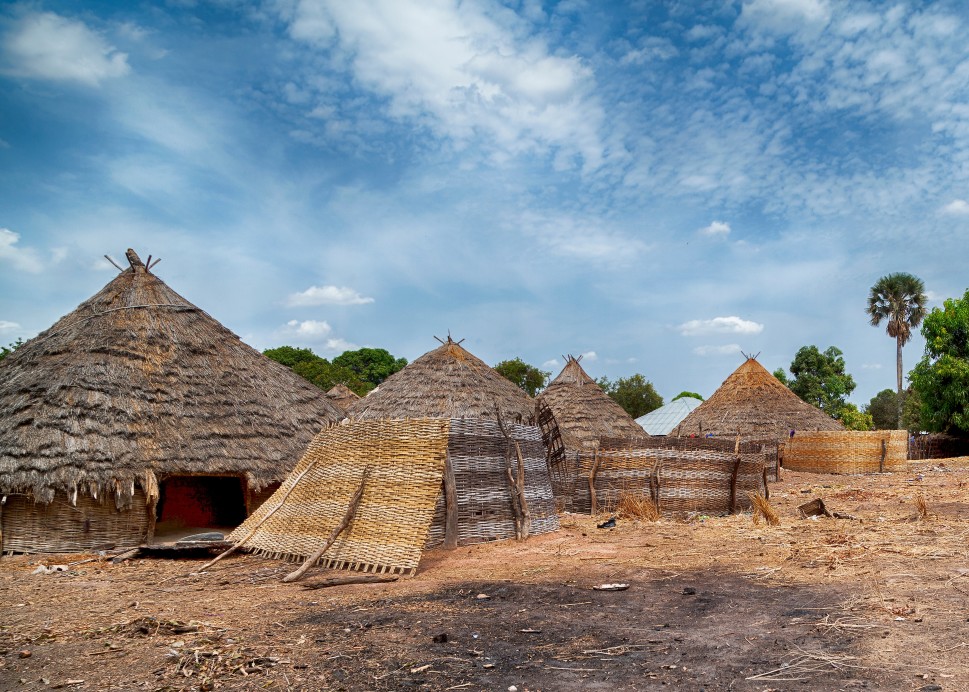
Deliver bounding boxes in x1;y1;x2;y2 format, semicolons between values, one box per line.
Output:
2;0;968;406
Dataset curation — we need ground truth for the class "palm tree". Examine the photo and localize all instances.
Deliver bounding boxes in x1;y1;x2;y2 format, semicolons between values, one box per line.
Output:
866;273;927;428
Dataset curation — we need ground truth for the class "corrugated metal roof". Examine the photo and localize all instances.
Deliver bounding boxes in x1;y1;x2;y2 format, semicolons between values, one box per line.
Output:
635;396;703;435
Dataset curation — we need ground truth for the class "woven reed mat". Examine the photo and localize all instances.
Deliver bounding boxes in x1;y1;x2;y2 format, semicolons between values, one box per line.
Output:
785;430;908;474
228;418;450;576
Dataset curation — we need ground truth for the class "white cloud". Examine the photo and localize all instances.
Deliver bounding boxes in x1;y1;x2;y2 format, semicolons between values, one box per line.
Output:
0;229;43;273
861;363;883;370
281;0;605;169
0;320;20;333
542;358;560;369
740;0;831;37
678;316;764;336
581;350;597;362
518;211;649;265
283;319;333;338
287;285;375;306
322;337;357;352
693;344;743;356
940;199;969;216
2;11;130;86
699;220;731;237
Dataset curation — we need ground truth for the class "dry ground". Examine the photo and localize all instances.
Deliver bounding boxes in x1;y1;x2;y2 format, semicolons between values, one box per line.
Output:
2;459;968;692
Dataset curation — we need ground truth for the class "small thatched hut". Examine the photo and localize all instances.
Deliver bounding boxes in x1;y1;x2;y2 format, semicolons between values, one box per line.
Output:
0;249;342;554
348;337;535;423
325;383;360;416
537;355;646;450
674;357;844;440
342;336;558;549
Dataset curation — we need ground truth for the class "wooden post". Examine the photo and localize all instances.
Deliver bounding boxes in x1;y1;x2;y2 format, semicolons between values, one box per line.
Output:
282;467;371;583
880;438;886;473
589;449;601;515
443;453;459;550
494;403;530;540
728;436;742;514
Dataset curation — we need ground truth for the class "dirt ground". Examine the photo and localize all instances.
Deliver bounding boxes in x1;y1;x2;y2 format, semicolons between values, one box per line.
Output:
2;459;968;692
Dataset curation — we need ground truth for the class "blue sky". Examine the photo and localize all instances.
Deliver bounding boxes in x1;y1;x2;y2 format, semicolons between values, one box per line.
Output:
2;0;968;406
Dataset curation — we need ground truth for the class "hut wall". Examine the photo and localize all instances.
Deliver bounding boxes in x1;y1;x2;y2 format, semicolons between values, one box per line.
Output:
425;419;559;548
155;475;247;531
784;430;908;474
569;437;767;516
1;490;150;554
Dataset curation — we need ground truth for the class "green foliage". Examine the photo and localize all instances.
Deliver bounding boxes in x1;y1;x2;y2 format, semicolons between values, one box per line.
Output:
866;389;902;430
772;368;789;386
597;374;663;418
910;289;969;434
901;388;923;432
263;345;368;395
493;358;550;397
835;402;873;431
672;391;704;402
778;345;856;416
0;338;24;361
332;348;407;389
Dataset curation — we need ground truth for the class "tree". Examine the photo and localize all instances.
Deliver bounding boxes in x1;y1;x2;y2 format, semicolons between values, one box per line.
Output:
332;348;407;389
836;403;873;431
867;272;928;427
494;358;550;397
597;374;663;418
772;368;789;386
0;338;24;362
264;346;368;395
778;345;856;416
866;389;902;430
672;391;704;401
909;289;969;435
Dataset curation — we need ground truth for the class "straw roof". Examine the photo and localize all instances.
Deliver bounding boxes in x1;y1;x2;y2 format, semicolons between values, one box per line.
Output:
674;357;844;441
347;337;535;423
537;356;646;449
0;249;342;504
326;383;360;415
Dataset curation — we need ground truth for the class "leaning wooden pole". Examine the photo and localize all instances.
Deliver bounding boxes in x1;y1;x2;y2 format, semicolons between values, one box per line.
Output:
494;402;531;540
282;467;372;583
197;457;321;573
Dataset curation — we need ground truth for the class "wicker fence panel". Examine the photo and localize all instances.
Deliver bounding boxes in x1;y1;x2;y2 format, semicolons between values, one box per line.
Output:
425;419;559;548
570;437;766;516
784;430;908;474
231;418;450;576
1;490;150;554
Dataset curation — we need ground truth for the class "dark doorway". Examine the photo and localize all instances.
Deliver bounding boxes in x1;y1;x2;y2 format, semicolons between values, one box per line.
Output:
155;476;247;537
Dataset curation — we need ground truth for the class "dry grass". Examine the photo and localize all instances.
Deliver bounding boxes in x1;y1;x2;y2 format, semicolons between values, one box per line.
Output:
616;490;660;521
914;494;929;521
748;491;780;526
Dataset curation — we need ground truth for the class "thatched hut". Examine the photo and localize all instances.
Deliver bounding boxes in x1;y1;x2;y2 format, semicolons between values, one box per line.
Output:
325;383;359;416
0;249;342;554
674;357;844;440
341;336;558;549
537;356;646;450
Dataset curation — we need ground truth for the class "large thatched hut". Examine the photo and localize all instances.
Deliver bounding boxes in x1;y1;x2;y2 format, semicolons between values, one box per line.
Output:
674;357;844;440
0;249;342;554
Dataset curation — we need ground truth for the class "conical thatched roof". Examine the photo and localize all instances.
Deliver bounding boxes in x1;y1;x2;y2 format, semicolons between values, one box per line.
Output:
326;383;360;415
537;356;646;449
0;249;342;504
674;358;844;440
347;337;535;423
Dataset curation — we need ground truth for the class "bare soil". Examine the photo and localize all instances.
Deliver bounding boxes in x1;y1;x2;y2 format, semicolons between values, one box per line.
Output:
2;459;968;691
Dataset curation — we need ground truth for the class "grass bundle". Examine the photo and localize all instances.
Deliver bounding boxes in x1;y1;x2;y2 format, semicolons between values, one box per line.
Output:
748;491;780;526
616;490;660;521
914;494;929;521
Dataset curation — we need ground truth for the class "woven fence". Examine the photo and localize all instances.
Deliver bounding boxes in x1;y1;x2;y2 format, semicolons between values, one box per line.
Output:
783;430;908;474
1;490;151;554
570;437;767;517
908;433;969;460
424;419;559;548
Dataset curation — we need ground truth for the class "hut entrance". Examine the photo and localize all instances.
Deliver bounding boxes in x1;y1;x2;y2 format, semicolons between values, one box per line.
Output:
155;476;247;539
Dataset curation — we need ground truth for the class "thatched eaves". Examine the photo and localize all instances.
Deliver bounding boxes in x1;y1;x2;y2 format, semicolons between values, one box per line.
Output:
347;337;535;423
537;356;646;449
0;249;342;504
674;357;844;440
